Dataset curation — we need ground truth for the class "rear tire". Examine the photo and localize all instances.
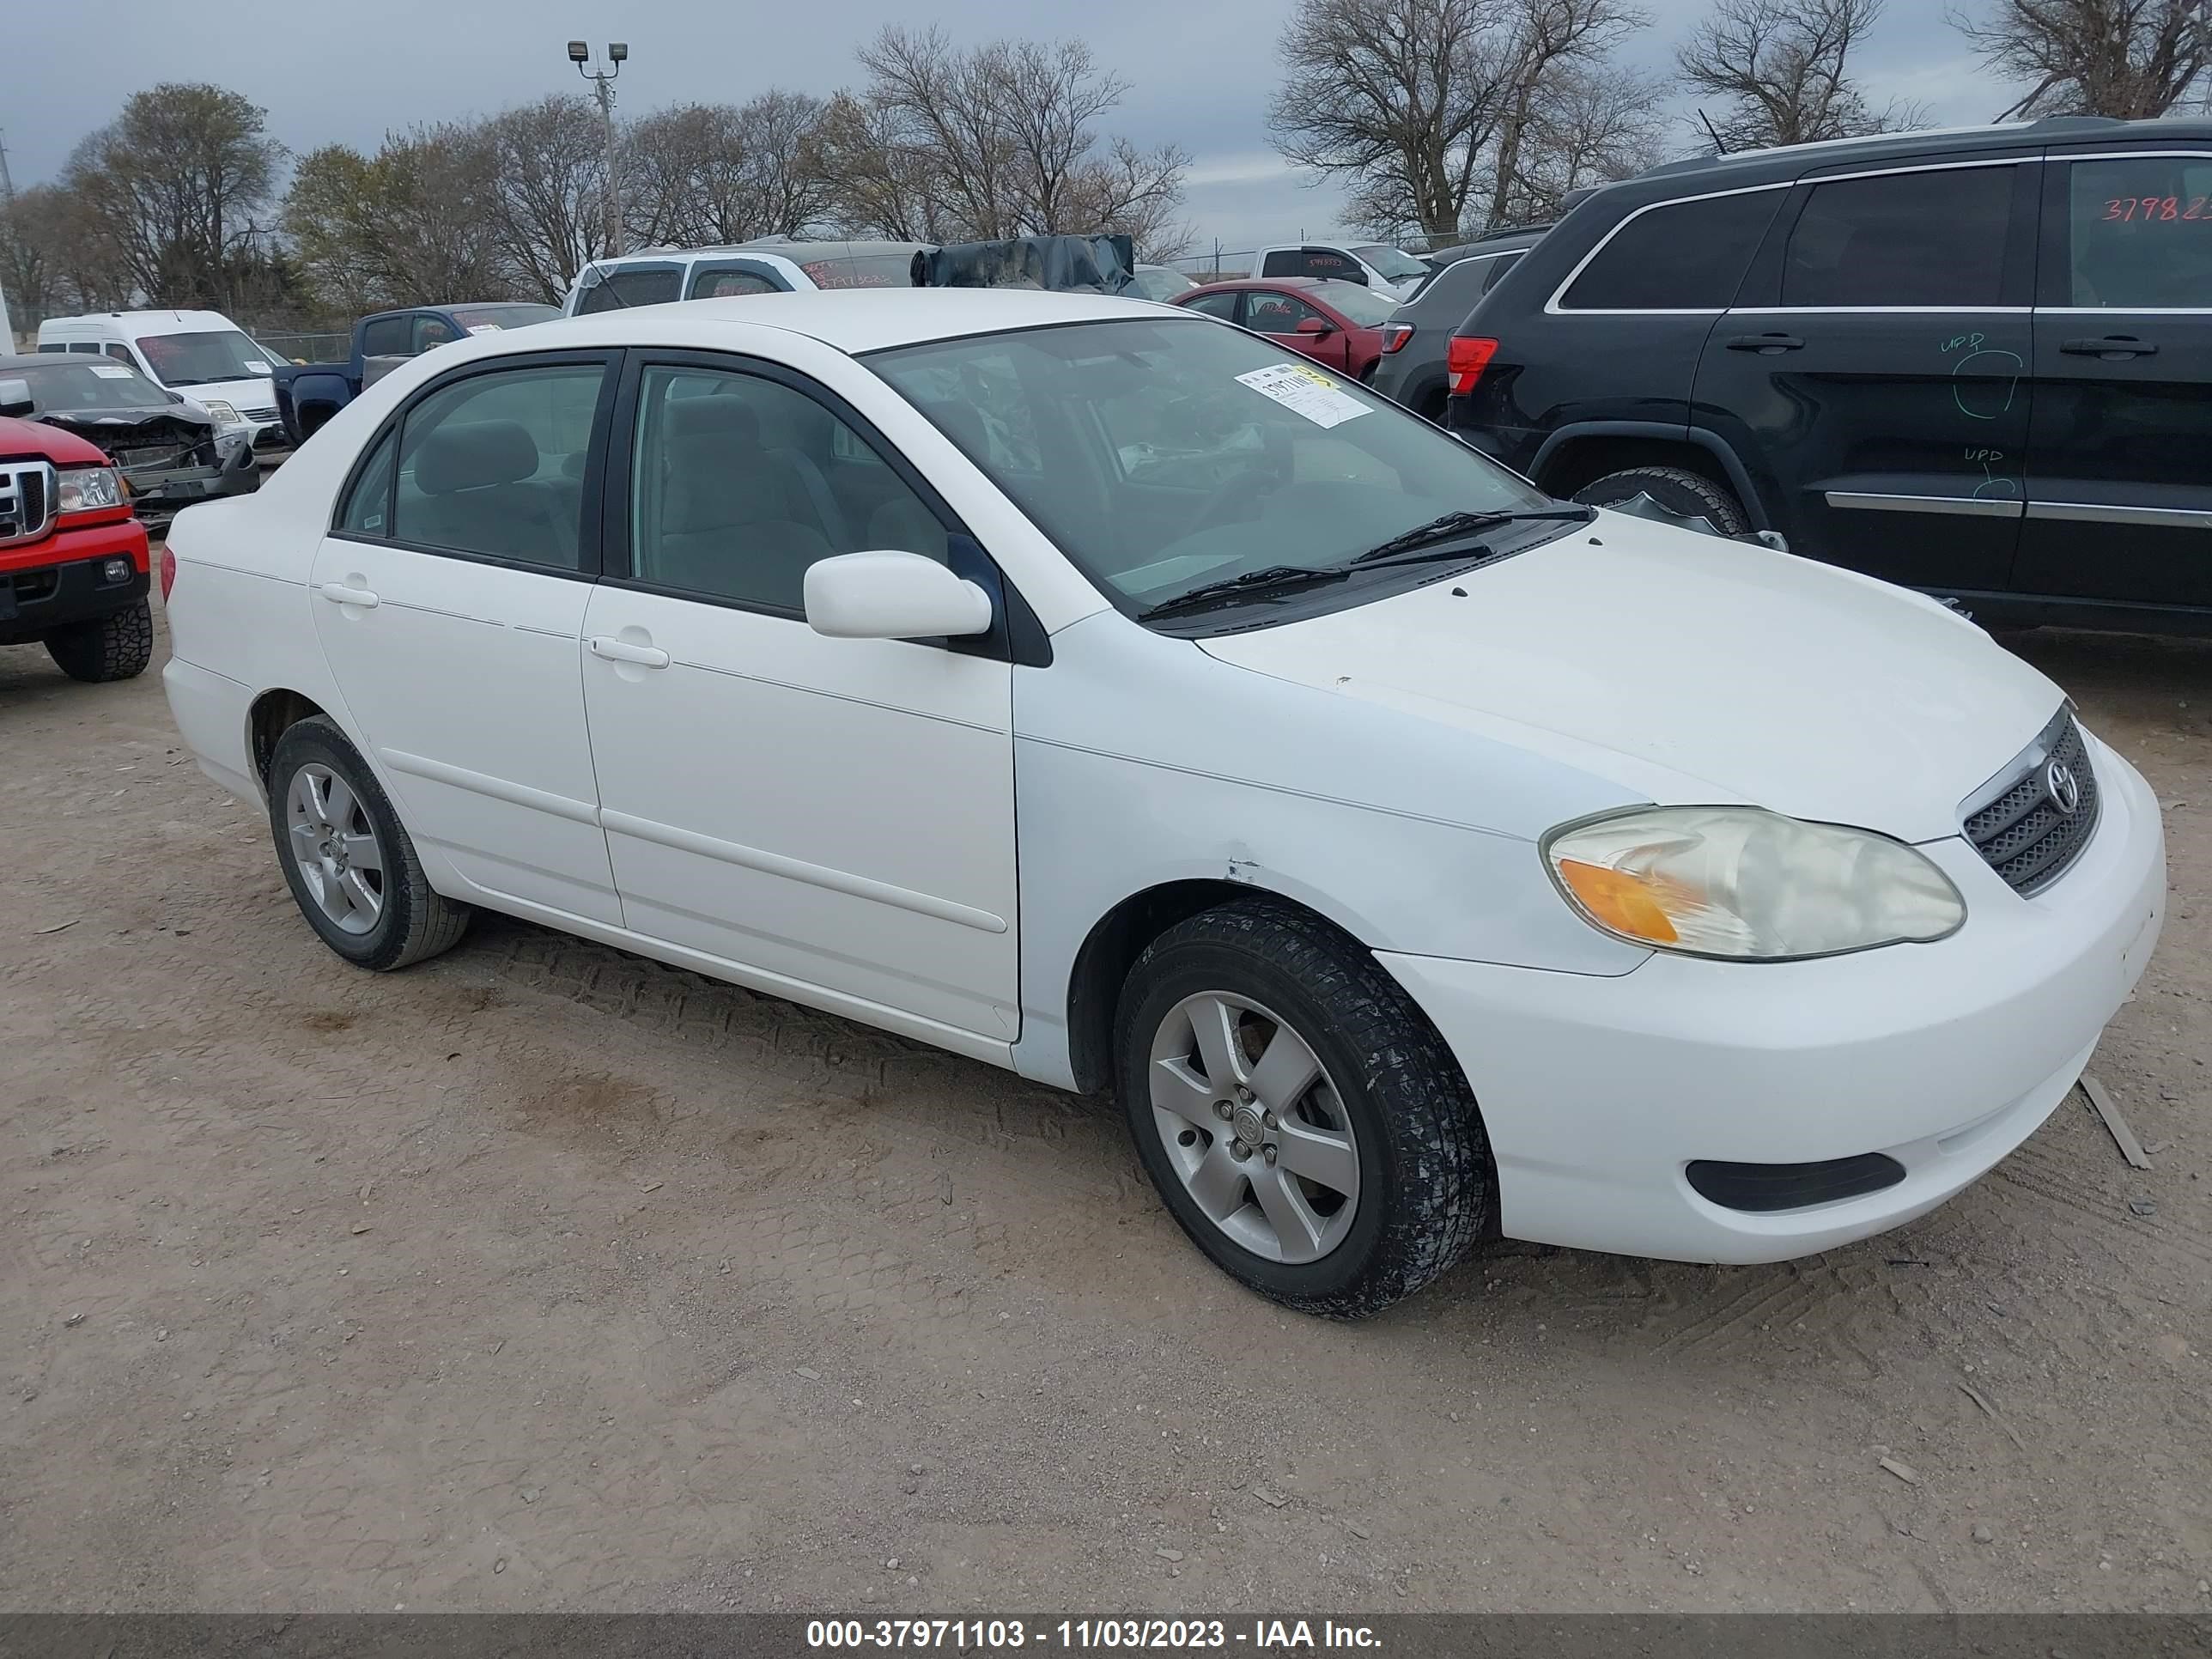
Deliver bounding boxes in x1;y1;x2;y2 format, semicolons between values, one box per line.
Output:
1574;465;1750;537
45;599;154;683
1114;900;1491;1317
267;716;472;971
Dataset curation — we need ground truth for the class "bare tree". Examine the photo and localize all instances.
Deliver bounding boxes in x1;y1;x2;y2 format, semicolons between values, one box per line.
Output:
62;83;286;309
0;187;69;328
285;125;507;313
482;95;617;305
823;28;1192;252
1678;0;1925;151
1269;0;1649;241
1953;0;2211;118
1501;62;1674;222
624;93;836;248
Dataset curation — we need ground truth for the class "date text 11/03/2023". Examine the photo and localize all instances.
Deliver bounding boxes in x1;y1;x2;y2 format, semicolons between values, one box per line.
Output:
805;1619;1383;1650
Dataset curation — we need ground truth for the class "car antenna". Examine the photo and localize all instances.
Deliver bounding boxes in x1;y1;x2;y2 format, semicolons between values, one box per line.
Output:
1698;110;1730;156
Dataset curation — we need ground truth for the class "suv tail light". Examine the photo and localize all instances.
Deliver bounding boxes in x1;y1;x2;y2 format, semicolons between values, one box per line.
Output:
1447;336;1499;395
1380;321;1414;354
159;544;177;602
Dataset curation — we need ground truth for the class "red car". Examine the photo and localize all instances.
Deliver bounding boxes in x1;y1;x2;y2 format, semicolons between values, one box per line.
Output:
1170;276;1401;381
0;404;155;683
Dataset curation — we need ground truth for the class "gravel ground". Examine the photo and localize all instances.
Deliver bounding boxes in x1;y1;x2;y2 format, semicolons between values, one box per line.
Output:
2;609;2207;1614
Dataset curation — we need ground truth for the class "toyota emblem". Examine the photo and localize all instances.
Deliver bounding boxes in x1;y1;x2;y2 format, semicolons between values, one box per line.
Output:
2045;759;2081;816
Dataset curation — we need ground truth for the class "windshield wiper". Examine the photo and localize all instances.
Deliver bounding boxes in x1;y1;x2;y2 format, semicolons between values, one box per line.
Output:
1348;505;1593;566
1137;563;1350;620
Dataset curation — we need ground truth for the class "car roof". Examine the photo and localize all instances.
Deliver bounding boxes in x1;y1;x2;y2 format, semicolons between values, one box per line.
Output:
1619;113;2212;192
1424;228;1550;264
40;309;240;333
510;289;1185;356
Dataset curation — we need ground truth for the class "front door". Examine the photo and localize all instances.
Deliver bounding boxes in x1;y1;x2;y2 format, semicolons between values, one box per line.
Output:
1698;156;2041;593
2014;147;2212;611
579;355;1019;1041
1240;289;1351;373
308;352;623;924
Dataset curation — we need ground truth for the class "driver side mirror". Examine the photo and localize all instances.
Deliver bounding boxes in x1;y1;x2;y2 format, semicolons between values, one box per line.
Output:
1294;316;1334;337
0;378;32;419
805;550;994;641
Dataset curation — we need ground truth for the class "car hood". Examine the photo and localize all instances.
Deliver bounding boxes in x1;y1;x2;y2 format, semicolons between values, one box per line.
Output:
166;375;274;411
1196;514;2063;844
35;408;214;460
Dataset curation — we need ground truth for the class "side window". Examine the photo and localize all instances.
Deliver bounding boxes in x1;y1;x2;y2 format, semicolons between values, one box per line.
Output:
1183;291;1239;320
627;365;951;613
1562;189;1785;310
390;362;605;569
413;315;460;353
1301;248;1361;283
2065;155;2212;308
69;342;103;355
360;316;411;357
576;264;682;314
1482;251;1525;292
1246;291;1323;333
337;429;398;537
1259;250;1303;277
105;343;137;366
1781;167;2014;308
37;343;67;353
688;264;783;299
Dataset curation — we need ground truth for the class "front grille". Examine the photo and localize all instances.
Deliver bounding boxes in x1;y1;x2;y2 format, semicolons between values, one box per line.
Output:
1964;710;2100;896
240;405;280;422
0;459;56;547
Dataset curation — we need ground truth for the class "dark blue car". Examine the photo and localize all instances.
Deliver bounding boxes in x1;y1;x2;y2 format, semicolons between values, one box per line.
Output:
274;303;560;445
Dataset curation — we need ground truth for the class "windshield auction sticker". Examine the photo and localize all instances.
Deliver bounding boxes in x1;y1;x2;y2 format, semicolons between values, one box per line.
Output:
1235;362;1370;429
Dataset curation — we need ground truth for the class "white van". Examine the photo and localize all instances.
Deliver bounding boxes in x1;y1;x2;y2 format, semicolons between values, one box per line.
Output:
563;240;930;315
37;310;286;452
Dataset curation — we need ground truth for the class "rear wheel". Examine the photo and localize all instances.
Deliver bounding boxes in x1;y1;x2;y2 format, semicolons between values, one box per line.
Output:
1114;901;1491;1317
267;717;471;970
45;599;153;683
1573;465;1750;538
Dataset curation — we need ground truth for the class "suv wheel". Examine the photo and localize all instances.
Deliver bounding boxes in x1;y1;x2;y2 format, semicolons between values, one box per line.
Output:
267;716;472;970
45;599;154;683
1574;465;1750;538
1114;901;1491;1317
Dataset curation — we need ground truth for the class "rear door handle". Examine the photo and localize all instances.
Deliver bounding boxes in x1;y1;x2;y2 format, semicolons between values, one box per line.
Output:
2061;336;2157;358
587;635;671;669
1726;333;1804;353
318;581;379;608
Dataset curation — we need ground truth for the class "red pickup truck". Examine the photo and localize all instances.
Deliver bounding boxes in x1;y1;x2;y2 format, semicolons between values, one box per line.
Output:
0;412;155;682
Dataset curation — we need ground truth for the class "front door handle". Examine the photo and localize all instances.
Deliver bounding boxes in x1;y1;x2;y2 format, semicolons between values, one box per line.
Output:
318;581;379;608
1726;333;1804;353
587;635;671;669
2061;336;2157;358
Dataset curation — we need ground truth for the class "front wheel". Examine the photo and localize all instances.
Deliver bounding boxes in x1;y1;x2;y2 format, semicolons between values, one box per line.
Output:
1573;465;1750;538
1114;902;1491;1317
266;716;472;971
46;599;154;683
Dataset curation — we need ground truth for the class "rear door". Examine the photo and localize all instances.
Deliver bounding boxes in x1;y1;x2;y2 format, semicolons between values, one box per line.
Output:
1698;155;2041;592
2014;144;2212;610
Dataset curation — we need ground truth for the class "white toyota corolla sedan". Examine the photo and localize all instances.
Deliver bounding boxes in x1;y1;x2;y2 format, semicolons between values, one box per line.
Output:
161;291;2166;1316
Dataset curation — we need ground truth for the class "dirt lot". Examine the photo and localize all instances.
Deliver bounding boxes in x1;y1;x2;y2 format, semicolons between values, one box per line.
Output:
2;610;2207;1615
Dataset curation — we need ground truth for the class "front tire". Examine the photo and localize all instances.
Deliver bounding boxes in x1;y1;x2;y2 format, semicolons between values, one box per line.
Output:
266;716;471;971
1573;464;1750;538
46;599;154;683
1114;901;1491;1317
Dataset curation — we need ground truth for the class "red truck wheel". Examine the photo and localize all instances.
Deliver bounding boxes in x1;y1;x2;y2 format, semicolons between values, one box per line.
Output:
46;599;155;684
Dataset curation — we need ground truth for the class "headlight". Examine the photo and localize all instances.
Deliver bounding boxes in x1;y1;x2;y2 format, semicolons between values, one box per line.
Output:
199;399;241;423
58;466;125;514
1543;805;1965;961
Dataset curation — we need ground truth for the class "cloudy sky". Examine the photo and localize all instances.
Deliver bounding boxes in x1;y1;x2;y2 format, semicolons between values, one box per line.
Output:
3;0;2027;254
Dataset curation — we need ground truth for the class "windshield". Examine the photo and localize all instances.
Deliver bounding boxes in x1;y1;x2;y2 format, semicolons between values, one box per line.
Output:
1313;282;1401;325
803;252;917;289
449;304;561;331
1133;266;1198;301
12;360;179;411
1352;245;1430;281
868;317;1553;621
134;330;271;387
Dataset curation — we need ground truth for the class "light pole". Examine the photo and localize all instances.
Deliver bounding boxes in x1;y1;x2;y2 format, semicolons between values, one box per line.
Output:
568;41;627;258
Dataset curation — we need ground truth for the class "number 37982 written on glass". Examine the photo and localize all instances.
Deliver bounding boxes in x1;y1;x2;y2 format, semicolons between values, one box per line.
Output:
2103;196;2210;222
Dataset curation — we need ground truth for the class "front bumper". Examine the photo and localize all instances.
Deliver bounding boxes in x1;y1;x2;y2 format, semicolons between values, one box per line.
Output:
0;531;152;646
126;441;260;520
1379;732;2166;1263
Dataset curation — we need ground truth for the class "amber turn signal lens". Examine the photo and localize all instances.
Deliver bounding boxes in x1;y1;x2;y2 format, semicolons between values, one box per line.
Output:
1556;859;1680;945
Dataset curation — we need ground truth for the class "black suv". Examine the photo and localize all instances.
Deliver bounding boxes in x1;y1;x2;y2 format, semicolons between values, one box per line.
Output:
1449;116;2212;634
